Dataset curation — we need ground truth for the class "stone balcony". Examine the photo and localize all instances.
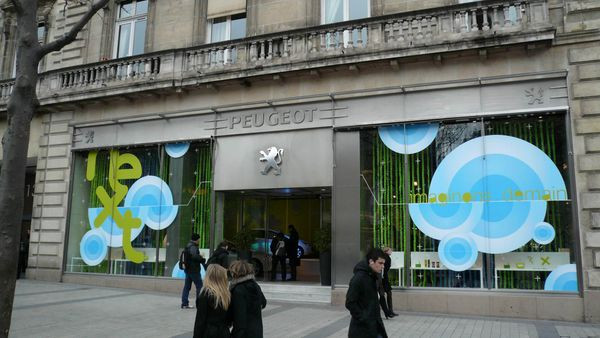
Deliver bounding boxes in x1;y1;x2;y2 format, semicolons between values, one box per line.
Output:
0;0;554;111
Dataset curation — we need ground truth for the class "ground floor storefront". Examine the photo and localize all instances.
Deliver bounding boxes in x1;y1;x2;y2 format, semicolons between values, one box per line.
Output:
24;69;600;321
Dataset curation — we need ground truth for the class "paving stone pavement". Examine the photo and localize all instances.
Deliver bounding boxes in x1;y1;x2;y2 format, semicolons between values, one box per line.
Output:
9;280;600;338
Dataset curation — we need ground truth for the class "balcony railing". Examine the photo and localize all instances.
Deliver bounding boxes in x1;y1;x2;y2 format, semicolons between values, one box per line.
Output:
0;0;552;108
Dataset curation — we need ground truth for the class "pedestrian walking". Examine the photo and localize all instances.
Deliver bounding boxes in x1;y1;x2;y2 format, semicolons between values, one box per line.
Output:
193;264;231;338
229;260;267;338
206;241;230;268
286;224;299;281
345;248;388;338
270;232;287;281
378;247;397;319
181;233;206;309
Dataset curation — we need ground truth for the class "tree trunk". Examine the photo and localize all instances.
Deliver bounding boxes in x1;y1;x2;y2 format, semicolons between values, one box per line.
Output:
0;0;40;335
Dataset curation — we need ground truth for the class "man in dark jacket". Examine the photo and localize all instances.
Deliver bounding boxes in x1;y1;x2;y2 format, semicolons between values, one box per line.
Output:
345;248;388;338
270;232;286;281
181;233;206;309
207;241;230;268
286;224;299;281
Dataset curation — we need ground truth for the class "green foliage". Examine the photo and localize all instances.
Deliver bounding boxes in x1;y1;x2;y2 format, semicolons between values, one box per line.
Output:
313;226;331;253
232;226;254;251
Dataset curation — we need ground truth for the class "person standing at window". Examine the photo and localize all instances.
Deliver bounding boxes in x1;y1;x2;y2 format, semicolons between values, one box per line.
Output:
229;260;267;338
194;264;231;338
181;233;206;309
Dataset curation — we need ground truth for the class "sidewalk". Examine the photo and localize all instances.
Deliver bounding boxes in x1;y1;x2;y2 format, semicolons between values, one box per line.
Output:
9;280;600;338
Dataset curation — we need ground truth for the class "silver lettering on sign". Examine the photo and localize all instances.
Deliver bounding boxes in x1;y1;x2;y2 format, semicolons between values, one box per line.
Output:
222;107;320;130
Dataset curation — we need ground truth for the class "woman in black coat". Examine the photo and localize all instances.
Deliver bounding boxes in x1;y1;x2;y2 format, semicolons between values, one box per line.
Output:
229;260;267;338
194;265;231;338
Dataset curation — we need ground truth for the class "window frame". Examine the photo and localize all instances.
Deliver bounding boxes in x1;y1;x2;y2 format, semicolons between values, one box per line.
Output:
320;0;371;24
112;0;148;59
205;13;247;44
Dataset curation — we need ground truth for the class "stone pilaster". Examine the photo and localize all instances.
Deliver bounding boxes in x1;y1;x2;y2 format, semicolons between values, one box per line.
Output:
26;111;74;282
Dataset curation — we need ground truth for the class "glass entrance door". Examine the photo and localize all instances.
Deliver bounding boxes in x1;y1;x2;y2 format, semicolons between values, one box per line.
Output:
216;188;331;283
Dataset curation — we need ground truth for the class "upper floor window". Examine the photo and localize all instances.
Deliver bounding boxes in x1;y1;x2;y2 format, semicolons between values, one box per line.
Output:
114;0;147;58
208;13;246;43
322;0;370;24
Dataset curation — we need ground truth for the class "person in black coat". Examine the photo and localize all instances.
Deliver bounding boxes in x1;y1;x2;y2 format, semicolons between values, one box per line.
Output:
286;224;299;281
207;241;230;268
270;232;286;281
345;248;388;338
379;247;397;318
229;260;267;338
194;264;231;338
181;233;206;309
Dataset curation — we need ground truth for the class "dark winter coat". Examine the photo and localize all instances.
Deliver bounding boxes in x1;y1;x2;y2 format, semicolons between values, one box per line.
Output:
185;241;206;274
229;275;267;338
193;291;231;338
345;260;388;338
286;229;299;257
382;254;392;292
207;247;229;268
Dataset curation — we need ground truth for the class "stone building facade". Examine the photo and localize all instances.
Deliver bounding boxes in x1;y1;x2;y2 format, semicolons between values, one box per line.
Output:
1;0;600;322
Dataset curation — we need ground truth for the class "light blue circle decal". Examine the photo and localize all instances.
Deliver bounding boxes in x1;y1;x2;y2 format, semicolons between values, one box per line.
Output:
533;222;556;245
378;123;439;154
80;229;108;266
544;264;577;292
438;233;478;271
470;200;547;254
87;207;145;247
171;261;206;280
124;176;179;230
407;135;568;270
165;143;190;158
408;201;483;239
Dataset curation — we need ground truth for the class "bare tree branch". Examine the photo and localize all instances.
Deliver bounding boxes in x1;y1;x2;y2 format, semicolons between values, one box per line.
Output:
39;0;109;56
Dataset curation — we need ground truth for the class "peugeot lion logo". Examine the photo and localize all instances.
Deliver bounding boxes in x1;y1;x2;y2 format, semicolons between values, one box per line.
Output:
259;146;284;175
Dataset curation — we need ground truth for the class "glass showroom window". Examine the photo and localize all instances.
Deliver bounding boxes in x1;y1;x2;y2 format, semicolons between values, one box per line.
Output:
65;141;213;278
322;0;369;46
207;13;246;63
360;112;578;292
114;0;147;58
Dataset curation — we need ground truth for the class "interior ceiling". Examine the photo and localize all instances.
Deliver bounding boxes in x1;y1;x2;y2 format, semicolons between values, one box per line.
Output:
220;187;331;198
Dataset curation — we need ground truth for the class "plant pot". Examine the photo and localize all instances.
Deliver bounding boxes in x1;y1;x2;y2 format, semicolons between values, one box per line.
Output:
319;250;331;286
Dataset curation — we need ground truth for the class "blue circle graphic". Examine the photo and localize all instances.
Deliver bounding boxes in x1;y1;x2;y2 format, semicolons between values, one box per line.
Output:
378;123;439;154
165;143;190;158
533;222;556;245
408;201;483;239
172;261;206;280
87;207;145;247
124;176;179;230
80;229;108;266
438;233;478;271
544;264;577;292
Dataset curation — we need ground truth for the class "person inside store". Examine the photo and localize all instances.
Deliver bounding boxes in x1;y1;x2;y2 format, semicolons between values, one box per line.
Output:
270;232;286;281
181;233;206;309
193;264;231;338
229;260;267;338
345;248;389;338
285;224;299;281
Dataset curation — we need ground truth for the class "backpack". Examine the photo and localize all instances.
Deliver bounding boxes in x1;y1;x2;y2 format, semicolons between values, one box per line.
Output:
179;248;188;270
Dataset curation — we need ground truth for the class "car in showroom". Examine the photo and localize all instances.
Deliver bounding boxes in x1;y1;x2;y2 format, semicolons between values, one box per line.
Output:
247;228;312;277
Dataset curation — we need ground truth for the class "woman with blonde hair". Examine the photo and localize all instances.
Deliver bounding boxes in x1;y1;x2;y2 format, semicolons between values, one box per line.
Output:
193;264;231;338
229;260;267;338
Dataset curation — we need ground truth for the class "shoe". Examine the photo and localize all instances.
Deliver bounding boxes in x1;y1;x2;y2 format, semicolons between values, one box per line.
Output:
385;312;396;319
181;305;194;309
391;312;399;316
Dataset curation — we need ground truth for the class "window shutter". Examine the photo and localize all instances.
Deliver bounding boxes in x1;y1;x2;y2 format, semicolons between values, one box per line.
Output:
207;0;246;19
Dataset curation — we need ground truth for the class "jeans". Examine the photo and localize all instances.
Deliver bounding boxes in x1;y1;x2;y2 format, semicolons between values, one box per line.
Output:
181;271;202;306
